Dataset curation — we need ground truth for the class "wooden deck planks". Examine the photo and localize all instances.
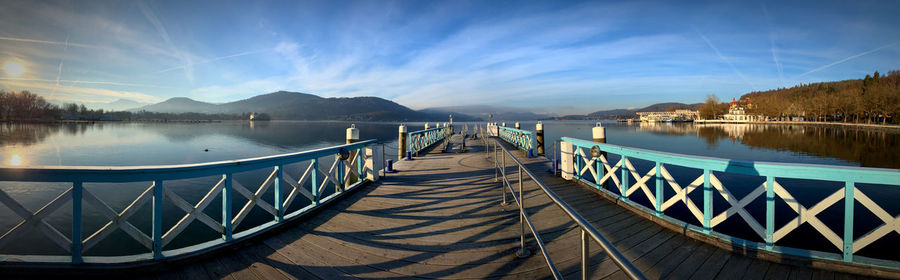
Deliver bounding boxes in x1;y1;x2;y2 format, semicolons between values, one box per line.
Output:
111;135;882;279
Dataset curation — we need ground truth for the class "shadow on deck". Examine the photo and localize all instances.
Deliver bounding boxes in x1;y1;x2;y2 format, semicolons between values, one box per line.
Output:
5;134;881;279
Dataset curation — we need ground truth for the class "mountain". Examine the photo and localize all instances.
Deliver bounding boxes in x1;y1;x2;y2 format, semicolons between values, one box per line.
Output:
134;91;461;121
106;99;150;111
421;105;550;121
49;98;150;111
133;97;219;113
571;102;703;120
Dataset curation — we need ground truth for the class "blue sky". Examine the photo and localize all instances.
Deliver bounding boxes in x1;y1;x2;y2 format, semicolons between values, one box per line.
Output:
0;0;898;114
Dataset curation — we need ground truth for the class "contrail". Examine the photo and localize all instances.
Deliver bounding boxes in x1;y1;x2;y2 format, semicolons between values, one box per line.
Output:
152;49;270;74
49;34;70;99
796;42;899;78
0;77;172;88
138;1;194;82
698;32;756;90
0;36;98;49
761;2;785;86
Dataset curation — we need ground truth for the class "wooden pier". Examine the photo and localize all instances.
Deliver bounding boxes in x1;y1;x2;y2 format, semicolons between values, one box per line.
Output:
1;132;891;279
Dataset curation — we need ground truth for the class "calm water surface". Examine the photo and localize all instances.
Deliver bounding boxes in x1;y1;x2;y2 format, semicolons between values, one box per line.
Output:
1;120;898;260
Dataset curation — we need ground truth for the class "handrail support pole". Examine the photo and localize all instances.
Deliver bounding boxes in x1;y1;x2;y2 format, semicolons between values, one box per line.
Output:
516;164;530;258
582;228;590;280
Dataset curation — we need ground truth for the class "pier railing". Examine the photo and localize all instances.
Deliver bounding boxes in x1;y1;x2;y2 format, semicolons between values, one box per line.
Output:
491;138;647;280
0;139;381;265
407;126;449;155
498;126;536;156
559;136;900;269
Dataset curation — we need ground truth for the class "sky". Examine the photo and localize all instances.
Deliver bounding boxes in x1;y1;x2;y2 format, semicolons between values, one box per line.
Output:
0;0;898;114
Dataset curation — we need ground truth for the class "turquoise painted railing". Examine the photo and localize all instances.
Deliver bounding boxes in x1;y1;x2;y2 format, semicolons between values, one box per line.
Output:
498;126;536;157
407;126;448;155
0;140;380;264
559;137;900;269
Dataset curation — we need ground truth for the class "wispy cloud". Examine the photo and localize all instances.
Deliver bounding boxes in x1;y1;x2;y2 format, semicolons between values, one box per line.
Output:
761;3;785;86
0;36;99;49
152;48;271;74
796;42;899;77
697;32;756;91
137;1;194;83
1;80;163;103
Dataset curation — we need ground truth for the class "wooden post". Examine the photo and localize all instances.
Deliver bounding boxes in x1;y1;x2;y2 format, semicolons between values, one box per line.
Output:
399;125;407;161
560;141;574;180
346;124;359;190
365;146;379;182
592;123;606;143
536;122;544;156
593;123;607;189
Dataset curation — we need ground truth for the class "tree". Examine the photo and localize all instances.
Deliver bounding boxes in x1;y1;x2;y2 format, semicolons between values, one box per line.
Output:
698;94;723;120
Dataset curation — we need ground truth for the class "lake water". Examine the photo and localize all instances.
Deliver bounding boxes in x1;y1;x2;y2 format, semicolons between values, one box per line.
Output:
1;120;898;260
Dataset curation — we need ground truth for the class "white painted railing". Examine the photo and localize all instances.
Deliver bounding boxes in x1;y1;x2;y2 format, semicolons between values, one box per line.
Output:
0;140;381;265
559;137;900;269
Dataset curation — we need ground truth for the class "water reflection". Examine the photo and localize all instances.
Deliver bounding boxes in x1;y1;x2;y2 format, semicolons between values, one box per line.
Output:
8;154;21;166
637;122;900;169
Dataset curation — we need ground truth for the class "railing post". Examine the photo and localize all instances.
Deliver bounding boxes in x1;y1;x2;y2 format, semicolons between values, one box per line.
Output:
346;125;359;189
274;165;283;222
312;159;319;205
575;150;582;180
655;162;663;216
581;228;589;280
620;156;628;200
595;155;602;189
152;179;163;259
337;156;345;192
703;169;712;233
843;181;855;262
72;181;83;264
223;174;233;241
765;176;774;248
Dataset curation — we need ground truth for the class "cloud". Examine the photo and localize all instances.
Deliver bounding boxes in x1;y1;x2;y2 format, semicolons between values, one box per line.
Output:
0;36;99;49
796;42;899;78
697;32;756;91
0;79;163;103
152;48;271;74
137;1;194;82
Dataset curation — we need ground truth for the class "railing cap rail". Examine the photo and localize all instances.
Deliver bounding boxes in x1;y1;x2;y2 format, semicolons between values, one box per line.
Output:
561;136;900;185
498;126;535;134
408;127;445;135
0;139;377;182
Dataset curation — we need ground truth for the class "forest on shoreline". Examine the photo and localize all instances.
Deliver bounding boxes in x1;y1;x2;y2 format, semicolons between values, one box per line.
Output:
699;71;899;124
0;90;252;121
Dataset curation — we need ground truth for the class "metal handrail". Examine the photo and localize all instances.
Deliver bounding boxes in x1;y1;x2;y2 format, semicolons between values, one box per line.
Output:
490;138;647;280
561;136;900;267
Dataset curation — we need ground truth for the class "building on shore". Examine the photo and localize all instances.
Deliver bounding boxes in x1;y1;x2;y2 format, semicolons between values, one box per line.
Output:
722;98;766;122
637;109;699;122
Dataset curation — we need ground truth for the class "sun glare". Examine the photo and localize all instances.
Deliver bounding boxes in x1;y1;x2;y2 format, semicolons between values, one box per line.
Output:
3;60;26;77
9;155;23;166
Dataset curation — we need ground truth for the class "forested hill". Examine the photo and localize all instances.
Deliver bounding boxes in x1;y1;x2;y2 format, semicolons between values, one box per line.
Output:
134;91;473;121
738;70;899;123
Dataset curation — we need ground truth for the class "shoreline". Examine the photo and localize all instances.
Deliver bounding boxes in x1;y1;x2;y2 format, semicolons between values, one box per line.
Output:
692;119;900;129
